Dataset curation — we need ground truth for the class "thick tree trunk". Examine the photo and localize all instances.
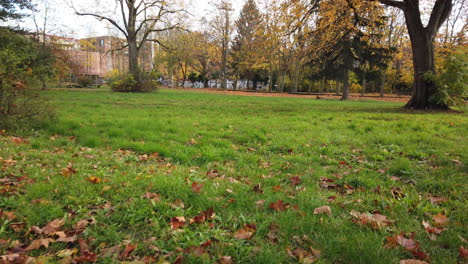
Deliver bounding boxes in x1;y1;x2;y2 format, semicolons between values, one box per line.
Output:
405;36;446;109
128;36;140;91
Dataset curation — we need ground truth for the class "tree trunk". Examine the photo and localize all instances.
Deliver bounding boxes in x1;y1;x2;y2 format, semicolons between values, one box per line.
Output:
128;36;140;90
341;70;350;100
405;35;446;109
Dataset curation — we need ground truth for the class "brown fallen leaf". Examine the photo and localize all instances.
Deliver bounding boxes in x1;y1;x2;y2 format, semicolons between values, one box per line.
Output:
459;246;468;259
120;244;137;260
217;256;233;264
25;238;53;251
40;219;65;235
313;206;332;216
269;200;289;212
350;210;394;230
57;236;78;243
400;260;429;264
61;164;77;177
290;176;302;186
86;176;102;184
73;251;98;263
422;221;443;240
234;224;256;240
191;182;204;193
432;213;448;227
170;217;186;229
0;253;35;263
142;192;160;203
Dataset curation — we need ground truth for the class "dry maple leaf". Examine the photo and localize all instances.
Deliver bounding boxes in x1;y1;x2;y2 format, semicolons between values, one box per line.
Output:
120;244;137;260
313;206;332;216
74;251;98;263
290;176;302;186
217;256;233;264
142;192;160;202
170;217;186;229
459;246;468;259
432;213;449;227
191;182;204;193
61;164;77;177
269;200;289;212
234;224;256;240
86;176;102;184
37;219;64;235
350;210;394;230
25;238;53;251
400;260;429;264
422;221;443;240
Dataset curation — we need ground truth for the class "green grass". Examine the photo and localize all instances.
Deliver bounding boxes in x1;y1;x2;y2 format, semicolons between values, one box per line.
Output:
1;88;467;263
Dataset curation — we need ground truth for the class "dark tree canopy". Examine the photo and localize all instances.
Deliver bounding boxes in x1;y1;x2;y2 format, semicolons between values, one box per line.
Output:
0;0;32;21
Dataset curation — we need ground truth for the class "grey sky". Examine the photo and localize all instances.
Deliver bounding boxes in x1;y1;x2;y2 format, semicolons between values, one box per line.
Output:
4;0;244;38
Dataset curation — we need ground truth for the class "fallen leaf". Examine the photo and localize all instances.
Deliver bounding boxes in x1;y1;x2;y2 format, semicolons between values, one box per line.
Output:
170;217;186;229
459;246;468;259
313;206;332;216
269;200;289;212
61;164;77;177
42;219;64;235
234;224;256;240
86;176;102;184
350;210;394;230
25;238;53;251
73;251;97;263
191;182;204;193
290;176;302;186
400;260;429;264
217;256;232;264
142;192;160;203
56;248;79;258
120;244;137;260
57;236;78;243
429;196;447;205
432;213;448;227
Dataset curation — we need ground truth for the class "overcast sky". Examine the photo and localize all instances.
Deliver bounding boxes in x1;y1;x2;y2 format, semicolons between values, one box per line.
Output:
4;0;244;38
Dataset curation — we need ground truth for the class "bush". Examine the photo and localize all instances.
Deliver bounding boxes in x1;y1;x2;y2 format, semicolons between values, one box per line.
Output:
109;72;158;93
428;49;468;106
77;76;94;88
0;28;54;130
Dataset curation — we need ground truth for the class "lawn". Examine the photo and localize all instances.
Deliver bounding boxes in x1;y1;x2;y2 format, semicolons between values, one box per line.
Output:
1;88;467;263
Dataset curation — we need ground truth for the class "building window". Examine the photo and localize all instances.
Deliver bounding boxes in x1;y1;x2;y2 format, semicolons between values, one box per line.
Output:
100;39;104;47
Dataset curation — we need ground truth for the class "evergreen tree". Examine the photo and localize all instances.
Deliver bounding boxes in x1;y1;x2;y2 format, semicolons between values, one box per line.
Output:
232;0;266;89
0;0;32;21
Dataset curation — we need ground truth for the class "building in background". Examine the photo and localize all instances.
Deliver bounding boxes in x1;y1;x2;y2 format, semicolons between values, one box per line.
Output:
46;35;154;84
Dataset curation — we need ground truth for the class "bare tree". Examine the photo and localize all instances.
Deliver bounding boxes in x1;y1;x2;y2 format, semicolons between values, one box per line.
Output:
71;0;185;91
210;0;233;89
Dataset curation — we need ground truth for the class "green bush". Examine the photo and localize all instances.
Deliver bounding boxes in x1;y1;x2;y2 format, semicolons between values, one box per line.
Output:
428;49;468;106
0;28;54;130
77;76;94;88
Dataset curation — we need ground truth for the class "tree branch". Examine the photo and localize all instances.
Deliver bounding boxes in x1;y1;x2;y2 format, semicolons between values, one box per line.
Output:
378;0;404;9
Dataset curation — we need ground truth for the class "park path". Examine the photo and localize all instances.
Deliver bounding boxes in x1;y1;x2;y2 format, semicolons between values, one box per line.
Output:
175;88;411;103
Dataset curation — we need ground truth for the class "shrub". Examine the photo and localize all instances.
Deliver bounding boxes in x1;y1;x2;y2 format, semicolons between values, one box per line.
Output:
0;28;54;130
109;72;158;93
77;76;94;88
428;49;468;106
